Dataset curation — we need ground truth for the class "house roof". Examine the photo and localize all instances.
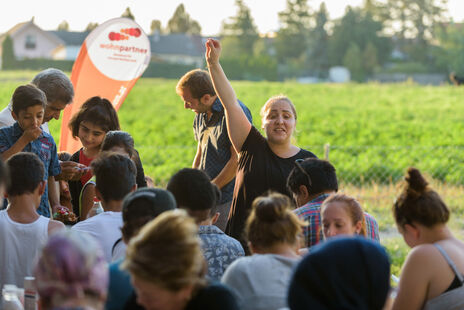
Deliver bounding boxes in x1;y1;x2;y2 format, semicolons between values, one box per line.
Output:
0;21;64;46
149;33;205;57
48;31;89;46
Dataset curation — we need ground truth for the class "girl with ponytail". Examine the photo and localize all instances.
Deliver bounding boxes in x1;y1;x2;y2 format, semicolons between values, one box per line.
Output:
221;192;307;310
392;167;464;310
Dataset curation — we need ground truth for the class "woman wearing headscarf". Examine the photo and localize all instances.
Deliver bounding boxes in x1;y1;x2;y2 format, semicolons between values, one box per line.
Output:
288;237;390;310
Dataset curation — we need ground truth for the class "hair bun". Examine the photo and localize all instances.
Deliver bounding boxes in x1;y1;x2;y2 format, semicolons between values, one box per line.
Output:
254;196;287;222
406;167;428;193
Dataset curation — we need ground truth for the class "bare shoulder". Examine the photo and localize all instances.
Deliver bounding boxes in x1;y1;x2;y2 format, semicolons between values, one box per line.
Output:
48;219;65;234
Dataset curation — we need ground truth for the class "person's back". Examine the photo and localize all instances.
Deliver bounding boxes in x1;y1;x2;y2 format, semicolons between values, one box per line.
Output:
167;168;245;281
71;152;137;263
72;211;123;262
221;193;305;310
199;224;244;281
222;254;298;310
0;152;64;289
0;209;49;288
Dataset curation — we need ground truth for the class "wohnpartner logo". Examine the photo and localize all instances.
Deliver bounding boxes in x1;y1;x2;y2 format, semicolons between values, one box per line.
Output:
108;28;142;41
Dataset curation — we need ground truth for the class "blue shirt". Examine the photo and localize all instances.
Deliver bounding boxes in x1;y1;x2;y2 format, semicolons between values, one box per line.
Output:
193;98;252;203
199;225;245;281
0;122;61;217
106;259;133;310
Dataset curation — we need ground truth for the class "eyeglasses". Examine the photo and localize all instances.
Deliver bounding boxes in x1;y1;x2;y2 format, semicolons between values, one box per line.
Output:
295;159;312;188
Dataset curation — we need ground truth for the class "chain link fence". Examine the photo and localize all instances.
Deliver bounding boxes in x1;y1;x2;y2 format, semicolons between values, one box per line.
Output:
303;144;464;186
138;144;464;186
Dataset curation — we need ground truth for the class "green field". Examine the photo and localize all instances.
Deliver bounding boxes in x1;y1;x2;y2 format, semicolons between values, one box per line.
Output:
2;71;464;275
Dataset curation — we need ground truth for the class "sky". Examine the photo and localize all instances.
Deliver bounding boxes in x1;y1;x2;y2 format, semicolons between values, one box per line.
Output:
1;0;463;36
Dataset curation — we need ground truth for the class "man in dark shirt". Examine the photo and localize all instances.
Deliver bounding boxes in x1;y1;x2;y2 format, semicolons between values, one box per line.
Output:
176;69;252;231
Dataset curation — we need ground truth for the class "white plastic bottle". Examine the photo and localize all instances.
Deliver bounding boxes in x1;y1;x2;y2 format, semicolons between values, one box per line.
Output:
23;277;37;310
2;284;24;310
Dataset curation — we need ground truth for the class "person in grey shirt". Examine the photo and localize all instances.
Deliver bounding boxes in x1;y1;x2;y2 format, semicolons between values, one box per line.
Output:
221;192;306;310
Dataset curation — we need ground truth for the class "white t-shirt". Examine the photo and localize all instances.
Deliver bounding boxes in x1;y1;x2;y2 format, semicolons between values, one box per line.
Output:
221;254;300;310
71;211;123;263
0;210;49;289
0;103;50;133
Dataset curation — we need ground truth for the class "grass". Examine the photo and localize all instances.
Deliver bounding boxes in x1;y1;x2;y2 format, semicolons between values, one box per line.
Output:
2;70;464;274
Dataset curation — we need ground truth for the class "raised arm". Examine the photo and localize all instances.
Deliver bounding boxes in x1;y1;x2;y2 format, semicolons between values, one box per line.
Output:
206;39;251;153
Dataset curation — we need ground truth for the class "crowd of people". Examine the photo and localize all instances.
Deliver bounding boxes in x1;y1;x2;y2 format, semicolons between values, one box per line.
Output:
0;38;463;310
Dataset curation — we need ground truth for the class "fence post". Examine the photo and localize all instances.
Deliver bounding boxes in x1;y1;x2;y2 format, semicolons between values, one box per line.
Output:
324;143;330;160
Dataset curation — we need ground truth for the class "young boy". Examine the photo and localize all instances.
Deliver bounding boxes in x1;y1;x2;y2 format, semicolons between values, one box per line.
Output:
0;152;64;290
167;168;245;281
71;152;137;262
0;84;61;217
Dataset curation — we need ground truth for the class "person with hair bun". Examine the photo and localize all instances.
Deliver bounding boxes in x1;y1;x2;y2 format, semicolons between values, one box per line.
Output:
221;192;306;310
122;209;239;310
392;167;464;310
321;193;367;238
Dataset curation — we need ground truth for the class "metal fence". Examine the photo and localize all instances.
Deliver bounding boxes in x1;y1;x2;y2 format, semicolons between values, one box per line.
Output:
302;144;464;186
138;144;464;186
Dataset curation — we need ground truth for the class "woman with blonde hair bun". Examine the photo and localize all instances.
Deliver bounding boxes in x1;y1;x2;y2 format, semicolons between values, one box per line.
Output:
122;209;238;310
221;192;307;310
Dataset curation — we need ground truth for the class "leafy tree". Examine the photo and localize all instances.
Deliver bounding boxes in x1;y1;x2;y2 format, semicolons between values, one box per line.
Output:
166;4;202;35
329;6;391;67
220;0;259;55
85;22;98;32
57;21;69;31
1;35;16;69
121;7;135;20
435;24;464;75
379;0;448;62
307;2;329;77
343;43;364;81
150;20;162;34
363;42;378;75
274;0;312;62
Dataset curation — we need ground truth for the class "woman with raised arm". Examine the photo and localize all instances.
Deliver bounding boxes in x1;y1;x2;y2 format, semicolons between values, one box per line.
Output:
205;39;316;248
392;168;464;310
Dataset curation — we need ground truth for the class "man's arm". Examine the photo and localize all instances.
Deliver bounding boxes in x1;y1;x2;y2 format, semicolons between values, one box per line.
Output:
211;145;238;189
192;142;202;169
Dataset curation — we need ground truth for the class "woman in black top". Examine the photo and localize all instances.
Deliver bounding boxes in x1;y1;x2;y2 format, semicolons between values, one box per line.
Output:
205;39;316;246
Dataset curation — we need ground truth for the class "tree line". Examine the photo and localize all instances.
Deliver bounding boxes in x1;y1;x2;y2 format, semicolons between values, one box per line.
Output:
4;1;461;81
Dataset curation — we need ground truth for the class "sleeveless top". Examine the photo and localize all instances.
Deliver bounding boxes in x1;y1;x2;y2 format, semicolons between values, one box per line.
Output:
0;210;49;289
423;243;464;310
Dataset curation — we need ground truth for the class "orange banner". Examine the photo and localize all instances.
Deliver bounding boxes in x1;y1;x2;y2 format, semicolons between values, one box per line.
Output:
60;18;150;153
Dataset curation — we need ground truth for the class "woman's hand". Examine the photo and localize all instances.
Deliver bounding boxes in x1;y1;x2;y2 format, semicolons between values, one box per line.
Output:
205;38;221;66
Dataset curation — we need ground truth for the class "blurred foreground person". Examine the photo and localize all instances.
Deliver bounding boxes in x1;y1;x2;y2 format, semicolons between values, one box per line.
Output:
288;237;390;310
122;210;239;310
34;230;108;310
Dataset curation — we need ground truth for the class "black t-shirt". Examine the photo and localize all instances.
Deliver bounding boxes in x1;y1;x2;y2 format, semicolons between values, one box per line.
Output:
185;282;239;310
226;126;317;245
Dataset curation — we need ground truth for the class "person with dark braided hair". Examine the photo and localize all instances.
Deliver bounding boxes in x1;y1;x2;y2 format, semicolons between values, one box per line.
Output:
392;167;464;310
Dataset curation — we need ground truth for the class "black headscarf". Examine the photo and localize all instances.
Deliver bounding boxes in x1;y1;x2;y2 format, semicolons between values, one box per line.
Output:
288;237;390;310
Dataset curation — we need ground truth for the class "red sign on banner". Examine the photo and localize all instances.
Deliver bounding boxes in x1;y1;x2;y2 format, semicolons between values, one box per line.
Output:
60;17;150;153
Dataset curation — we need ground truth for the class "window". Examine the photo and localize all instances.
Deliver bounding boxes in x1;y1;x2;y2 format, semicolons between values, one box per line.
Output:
25;35;36;49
